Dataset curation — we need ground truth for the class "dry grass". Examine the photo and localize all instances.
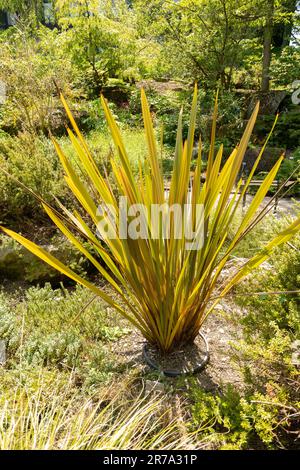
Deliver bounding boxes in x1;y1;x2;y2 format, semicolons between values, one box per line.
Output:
0;371;196;450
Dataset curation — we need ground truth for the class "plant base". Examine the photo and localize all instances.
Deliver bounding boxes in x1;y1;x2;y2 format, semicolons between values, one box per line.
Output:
143;332;209;377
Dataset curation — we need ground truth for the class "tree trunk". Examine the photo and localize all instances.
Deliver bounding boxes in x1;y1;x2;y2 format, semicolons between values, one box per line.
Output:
261;0;275;93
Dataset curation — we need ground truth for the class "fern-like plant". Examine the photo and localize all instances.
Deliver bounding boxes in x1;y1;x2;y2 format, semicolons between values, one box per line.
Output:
2;86;300;352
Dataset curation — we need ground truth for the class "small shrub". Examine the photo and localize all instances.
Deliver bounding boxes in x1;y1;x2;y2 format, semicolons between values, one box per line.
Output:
0;284;129;383
0;25;77;134
189;384;250;449
23;330;82;367
0;132;67;221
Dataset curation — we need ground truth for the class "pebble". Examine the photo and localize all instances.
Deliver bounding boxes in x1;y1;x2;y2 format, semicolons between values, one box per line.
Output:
144;380;164;394
0;340;6;365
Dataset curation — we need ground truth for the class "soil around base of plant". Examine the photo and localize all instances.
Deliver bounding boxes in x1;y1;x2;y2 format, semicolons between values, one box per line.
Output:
108;298;245;392
144;334;209;376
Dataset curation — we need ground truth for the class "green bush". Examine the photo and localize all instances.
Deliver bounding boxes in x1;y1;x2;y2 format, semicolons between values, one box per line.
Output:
189;384;250;449
232;230;300;448
24;331;83;367
0;25;78;135
271;47;300;88
236;229;300;336
190;379;299;449
254;110;300;151
0;132;67;221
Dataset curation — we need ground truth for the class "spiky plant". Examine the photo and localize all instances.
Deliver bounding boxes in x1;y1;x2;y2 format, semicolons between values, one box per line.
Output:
1;86;300;352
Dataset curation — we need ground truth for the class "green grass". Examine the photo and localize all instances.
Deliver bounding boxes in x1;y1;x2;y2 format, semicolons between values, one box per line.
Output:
59;127;172;175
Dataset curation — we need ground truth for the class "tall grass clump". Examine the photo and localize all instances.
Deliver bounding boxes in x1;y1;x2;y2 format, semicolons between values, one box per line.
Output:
0;374;190;450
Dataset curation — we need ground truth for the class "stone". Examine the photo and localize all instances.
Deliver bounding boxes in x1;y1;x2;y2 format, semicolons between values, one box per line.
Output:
0;340;6;365
144;380;164;394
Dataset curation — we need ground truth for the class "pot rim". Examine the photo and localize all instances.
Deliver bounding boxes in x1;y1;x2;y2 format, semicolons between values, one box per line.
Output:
143;332;210;377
